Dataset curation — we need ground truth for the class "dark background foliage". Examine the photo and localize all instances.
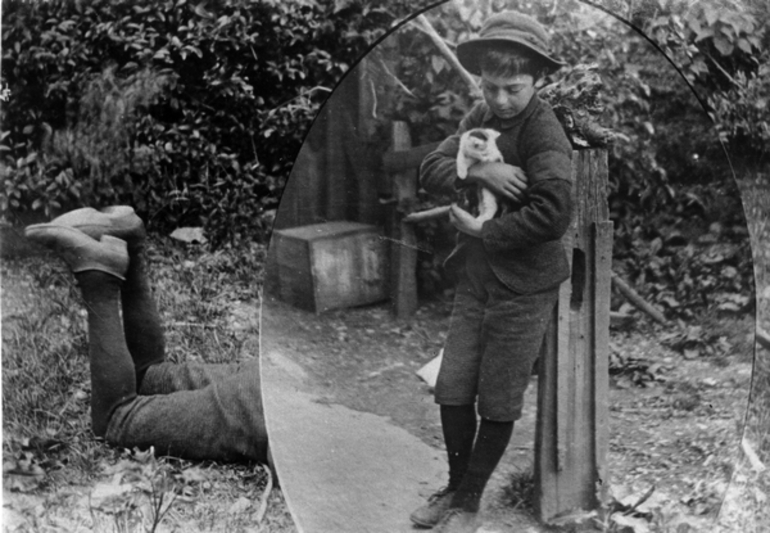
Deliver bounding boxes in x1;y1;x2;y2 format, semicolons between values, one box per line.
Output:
0;0;433;245
1;0;767;317
366;0;767;317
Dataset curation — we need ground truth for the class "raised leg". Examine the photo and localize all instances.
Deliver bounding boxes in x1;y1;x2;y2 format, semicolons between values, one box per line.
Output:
77;270;138;437
26;216;267;463
121;246;167;386
26;206;164;387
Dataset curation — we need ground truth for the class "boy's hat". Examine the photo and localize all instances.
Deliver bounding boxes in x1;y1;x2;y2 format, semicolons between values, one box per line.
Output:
457;11;564;75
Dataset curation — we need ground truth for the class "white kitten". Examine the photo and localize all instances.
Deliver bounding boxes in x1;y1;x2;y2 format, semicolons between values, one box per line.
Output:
456;128;504;223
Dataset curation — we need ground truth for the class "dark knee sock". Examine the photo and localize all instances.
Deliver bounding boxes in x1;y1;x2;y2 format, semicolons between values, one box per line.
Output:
451;418;514;512
77;271;138;437
440;404;478;490
121;247;165;386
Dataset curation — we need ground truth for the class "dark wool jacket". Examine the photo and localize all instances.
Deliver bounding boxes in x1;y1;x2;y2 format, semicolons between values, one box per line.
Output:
420;93;573;294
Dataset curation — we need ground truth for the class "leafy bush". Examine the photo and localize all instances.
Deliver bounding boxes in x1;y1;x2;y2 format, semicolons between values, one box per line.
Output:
1;0;763;313
366;0;762;312
709;64;770;158
2;67;173;217
0;0;427;244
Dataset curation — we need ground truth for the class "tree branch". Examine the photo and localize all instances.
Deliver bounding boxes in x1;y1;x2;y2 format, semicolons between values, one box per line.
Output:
413;14;482;98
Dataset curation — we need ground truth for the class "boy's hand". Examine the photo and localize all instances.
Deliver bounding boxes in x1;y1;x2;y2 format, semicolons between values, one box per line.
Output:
449;204;483;238
467;162;528;202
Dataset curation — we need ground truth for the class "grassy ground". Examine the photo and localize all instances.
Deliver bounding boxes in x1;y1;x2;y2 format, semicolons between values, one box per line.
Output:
2;237;296;532
3;186;767;532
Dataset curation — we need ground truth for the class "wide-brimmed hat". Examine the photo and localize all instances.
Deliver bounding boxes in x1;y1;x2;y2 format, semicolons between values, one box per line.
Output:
456;11;563;75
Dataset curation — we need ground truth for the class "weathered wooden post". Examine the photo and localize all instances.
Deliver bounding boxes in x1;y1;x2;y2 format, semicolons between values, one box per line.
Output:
381;123;441;319
534;148;612;523
386;121;419;319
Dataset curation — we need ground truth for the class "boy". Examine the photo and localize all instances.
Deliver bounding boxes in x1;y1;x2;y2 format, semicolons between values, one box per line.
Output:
411;11;573;532
24;207;268;463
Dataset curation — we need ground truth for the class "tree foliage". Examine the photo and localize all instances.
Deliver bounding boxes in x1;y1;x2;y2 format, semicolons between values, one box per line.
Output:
0;0;432;244
368;0;763;315
1;0;765;316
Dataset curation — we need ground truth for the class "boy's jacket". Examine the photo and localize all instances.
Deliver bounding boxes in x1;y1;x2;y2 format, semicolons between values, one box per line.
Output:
420;94;573;294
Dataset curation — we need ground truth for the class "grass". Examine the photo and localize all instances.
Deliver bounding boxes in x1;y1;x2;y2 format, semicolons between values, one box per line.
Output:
2;237;296;532
503;467;535;514
5;192;767;531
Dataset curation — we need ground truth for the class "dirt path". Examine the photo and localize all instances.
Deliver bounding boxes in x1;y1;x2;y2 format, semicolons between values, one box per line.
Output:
261;346;446;532
261;294;754;532
261;295;543;532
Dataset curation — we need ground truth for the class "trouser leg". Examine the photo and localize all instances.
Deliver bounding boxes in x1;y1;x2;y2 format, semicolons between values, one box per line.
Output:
76;271;138;437
477;287;558;421
140;361;245;395
120;246;165;386
106;360;267;463
115;246;265;461
434;275;485;407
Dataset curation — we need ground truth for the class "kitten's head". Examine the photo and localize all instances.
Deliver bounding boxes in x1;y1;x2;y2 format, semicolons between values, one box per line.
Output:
457;128;502;179
462;128;501;154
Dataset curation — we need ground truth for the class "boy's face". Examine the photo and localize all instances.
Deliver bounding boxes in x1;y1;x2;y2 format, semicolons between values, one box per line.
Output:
480;70;536;120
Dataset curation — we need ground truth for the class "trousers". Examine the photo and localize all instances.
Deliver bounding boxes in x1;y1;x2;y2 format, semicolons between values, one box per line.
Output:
79;249;267;463
106;361;267;462
435;242;558;421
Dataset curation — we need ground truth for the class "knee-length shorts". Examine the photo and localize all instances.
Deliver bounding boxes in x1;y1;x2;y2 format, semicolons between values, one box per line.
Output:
435;251;558;421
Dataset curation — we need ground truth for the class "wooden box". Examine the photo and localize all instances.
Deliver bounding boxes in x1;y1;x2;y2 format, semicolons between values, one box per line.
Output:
272;222;387;313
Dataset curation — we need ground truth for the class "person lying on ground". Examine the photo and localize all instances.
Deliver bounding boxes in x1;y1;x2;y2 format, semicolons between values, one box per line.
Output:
25;206;267;464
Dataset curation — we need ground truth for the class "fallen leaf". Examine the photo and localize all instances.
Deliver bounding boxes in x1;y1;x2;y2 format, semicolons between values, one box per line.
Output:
684;348;699;359
742;438;766;472
4;454;46;493
2;508;28;530
90;475;135;507
180;466;210;484
228;496;252;514
612;513;651;533
5;470;45;493
170;227;207;244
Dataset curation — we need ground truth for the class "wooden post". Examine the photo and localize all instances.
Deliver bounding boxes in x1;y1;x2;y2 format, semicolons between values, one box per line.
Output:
388;121;419;318
534;148;612;523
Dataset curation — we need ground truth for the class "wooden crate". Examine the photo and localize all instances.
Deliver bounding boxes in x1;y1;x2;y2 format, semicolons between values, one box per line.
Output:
272;221;387;313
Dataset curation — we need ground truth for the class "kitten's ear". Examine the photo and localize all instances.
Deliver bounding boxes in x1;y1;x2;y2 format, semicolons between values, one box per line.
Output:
489;130;501;140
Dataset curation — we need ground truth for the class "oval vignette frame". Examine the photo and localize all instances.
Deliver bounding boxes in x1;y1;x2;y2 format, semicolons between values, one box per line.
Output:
259;2;764;532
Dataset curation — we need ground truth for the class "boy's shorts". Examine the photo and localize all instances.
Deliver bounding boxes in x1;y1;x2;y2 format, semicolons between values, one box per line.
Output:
435;246;558;421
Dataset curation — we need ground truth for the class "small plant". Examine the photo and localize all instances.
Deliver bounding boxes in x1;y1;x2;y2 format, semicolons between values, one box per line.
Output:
1;66;172;220
87;448;178;533
503;466;535;513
